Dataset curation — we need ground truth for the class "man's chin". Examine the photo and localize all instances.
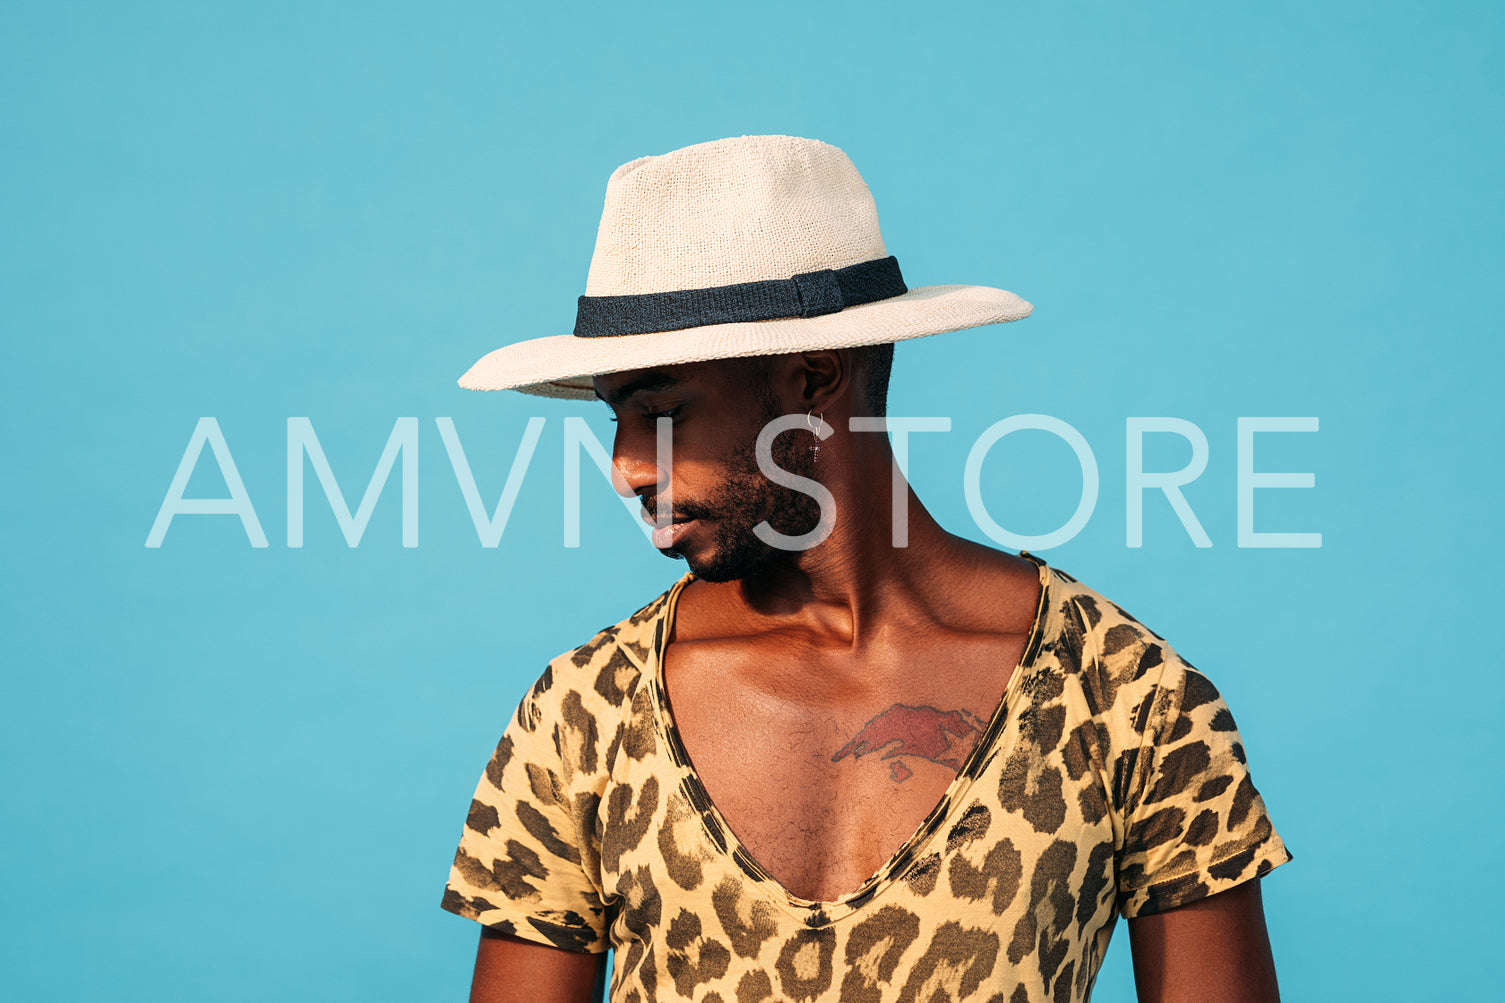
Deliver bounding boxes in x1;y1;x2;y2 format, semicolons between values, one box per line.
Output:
665;537;782;584
662;544;723;580
660;538;726;581
660;540;721;577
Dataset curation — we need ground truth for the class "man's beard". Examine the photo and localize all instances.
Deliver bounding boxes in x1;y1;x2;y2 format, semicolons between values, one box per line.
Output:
642;423;822;583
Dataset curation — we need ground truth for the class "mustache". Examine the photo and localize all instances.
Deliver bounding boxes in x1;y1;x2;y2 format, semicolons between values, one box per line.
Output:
640;493;712;524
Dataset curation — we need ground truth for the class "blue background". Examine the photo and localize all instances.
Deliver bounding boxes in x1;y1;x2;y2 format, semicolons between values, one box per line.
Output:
4;1;1500;999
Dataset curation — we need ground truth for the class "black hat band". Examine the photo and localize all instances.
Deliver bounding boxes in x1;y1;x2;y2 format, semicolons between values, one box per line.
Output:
573;256;907;338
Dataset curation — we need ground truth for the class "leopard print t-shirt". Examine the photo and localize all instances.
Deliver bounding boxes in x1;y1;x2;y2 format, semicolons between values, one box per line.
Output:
442;560;1291;1002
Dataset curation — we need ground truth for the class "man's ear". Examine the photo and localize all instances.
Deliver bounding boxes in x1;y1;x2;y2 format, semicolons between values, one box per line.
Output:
793;350;855;413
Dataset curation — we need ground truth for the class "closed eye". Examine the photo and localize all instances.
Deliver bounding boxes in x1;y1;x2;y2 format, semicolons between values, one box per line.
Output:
603;405;682;423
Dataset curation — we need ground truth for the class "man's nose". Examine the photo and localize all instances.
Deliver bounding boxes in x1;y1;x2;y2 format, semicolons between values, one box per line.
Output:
610;431;665;499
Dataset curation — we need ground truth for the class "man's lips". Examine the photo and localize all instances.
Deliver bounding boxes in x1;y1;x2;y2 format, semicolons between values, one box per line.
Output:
650;519;695;549
641;509;697;549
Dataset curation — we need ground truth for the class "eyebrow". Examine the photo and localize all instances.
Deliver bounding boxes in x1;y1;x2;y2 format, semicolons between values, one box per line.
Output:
596;371;683;408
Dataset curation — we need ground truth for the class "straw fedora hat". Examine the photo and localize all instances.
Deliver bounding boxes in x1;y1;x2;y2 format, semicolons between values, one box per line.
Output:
458;135;1032;399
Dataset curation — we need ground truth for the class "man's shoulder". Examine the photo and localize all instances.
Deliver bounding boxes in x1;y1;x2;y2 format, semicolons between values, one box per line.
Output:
1041;563;1207;702
517;576;687;723
1021;567;1247;782
1045;565;1169;650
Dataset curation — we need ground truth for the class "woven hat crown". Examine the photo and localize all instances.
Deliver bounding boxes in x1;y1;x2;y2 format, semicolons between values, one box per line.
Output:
583;135;888;296
457;134;1030;398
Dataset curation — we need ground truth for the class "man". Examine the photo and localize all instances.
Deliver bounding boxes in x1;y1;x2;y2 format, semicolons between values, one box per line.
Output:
442;135;1289;1002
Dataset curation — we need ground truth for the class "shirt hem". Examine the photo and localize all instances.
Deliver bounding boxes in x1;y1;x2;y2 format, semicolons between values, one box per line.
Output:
1119;842;1293;919
439;894;609;955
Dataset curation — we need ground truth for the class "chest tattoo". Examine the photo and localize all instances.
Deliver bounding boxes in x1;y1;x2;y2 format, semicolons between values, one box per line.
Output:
829;703;989;783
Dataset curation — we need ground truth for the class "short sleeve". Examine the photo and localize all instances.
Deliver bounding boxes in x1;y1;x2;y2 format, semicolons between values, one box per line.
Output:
1115;658;1291;918
440;668;610;953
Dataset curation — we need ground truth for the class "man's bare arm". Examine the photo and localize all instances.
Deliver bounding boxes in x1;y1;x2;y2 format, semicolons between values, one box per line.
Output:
1126;878;1279;1003
469;928;606;1003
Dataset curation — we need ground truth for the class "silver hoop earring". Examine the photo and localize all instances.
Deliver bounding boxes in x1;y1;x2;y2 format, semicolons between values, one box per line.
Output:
807;410;824;462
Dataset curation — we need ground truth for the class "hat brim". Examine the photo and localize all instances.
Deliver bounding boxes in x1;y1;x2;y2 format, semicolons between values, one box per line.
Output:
457;283;1032;399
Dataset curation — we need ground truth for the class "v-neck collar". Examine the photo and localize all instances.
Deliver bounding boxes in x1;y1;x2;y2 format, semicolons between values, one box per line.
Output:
643;556;1056;924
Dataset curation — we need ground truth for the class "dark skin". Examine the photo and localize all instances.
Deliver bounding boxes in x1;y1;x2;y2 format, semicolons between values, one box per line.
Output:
467;351;1279;1003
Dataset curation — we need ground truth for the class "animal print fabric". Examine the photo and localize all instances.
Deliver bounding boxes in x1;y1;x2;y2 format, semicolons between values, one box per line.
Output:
442;558;1290;1002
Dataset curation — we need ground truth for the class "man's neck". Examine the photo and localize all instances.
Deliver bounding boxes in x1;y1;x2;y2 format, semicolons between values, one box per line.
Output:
701;435;990;646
